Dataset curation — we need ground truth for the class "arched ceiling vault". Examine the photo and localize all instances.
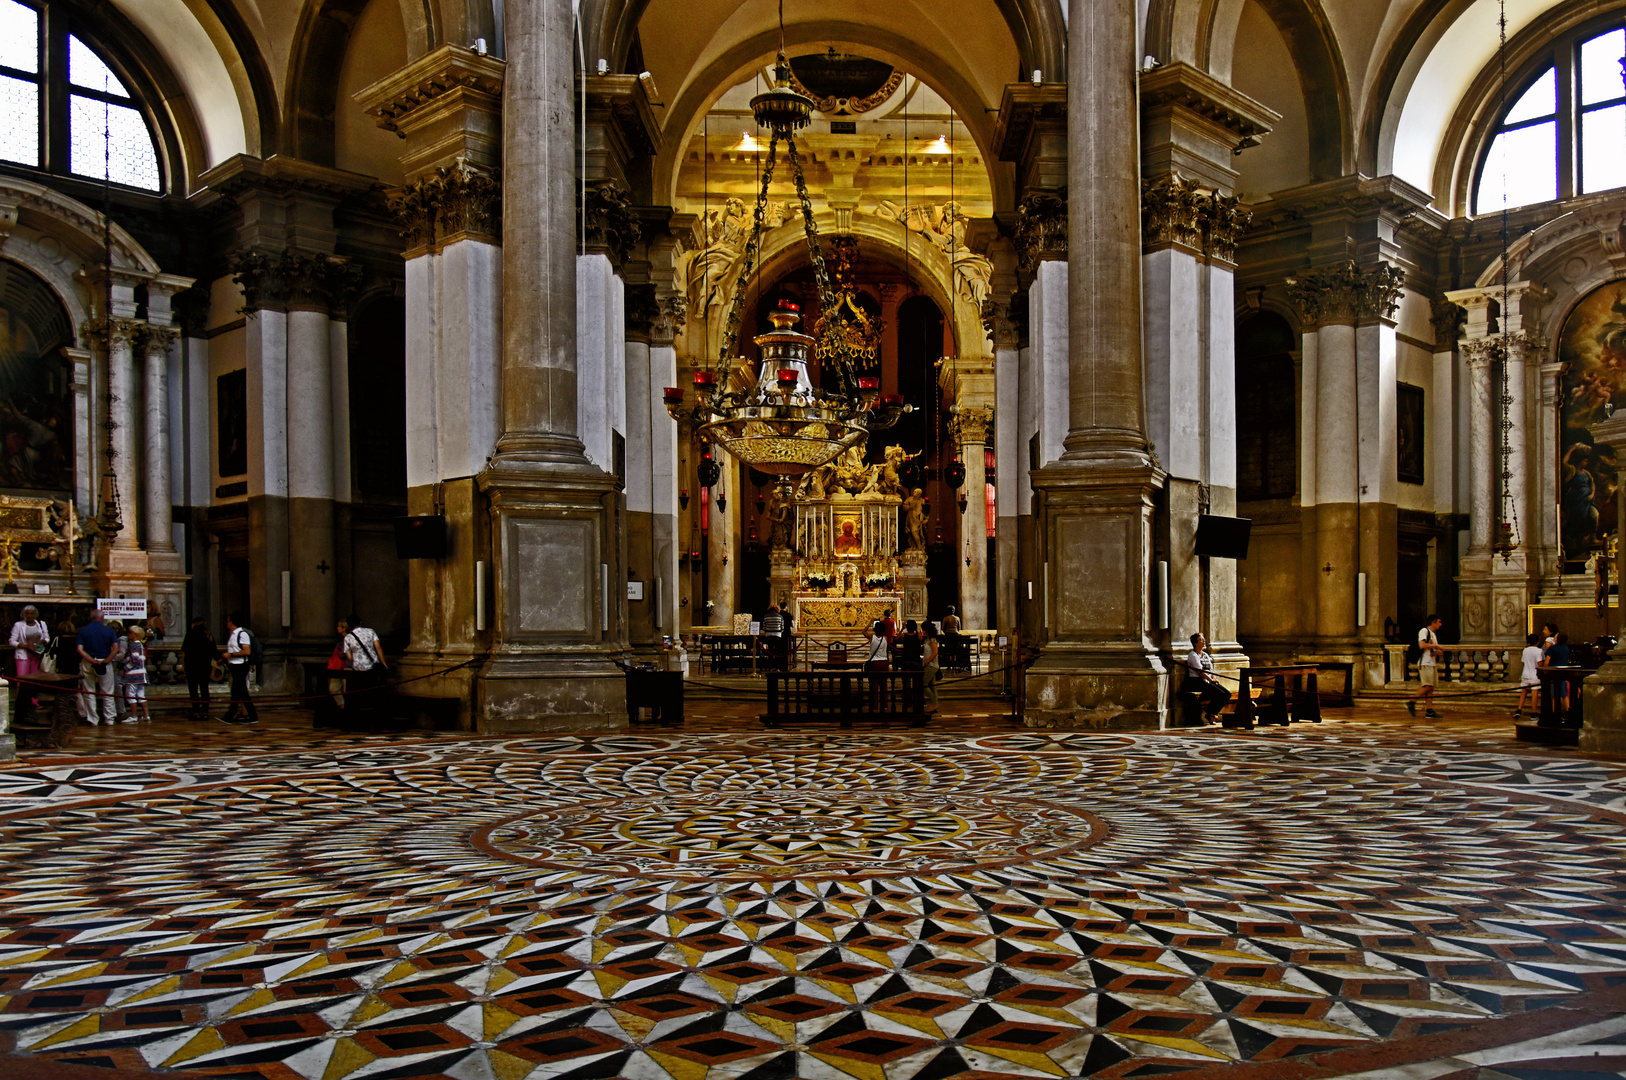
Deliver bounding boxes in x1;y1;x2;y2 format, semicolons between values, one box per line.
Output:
655;26;1011;213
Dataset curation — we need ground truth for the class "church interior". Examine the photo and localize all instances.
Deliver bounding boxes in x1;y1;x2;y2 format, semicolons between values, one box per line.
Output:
3;0;1626;1074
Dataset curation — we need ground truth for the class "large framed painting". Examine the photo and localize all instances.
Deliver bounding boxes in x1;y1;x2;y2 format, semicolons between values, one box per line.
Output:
1558;281;1626;563
1397;382;1425;485
217;369;247;478
0;260;73;494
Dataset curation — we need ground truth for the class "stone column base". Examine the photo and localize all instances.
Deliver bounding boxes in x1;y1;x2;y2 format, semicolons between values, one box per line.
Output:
1024;650;1167;730
475;453;628;733
1582;660;1626;753
898;552;929;624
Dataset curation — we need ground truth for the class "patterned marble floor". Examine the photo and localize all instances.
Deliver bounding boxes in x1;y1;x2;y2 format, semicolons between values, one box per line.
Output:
3;709;1625;1079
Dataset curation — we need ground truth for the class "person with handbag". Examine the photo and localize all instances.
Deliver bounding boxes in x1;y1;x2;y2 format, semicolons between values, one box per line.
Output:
863;619;889;710
9;604;47;705
339;616;388;722
180;615;219;721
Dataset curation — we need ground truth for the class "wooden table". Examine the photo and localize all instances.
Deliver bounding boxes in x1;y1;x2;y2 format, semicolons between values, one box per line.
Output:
1229;664;1322;729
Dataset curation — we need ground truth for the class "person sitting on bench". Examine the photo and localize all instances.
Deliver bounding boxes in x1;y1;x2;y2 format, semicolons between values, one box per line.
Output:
1182;633;1231;721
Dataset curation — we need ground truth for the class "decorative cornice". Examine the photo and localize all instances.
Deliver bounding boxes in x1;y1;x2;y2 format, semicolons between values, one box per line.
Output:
1012;190;1066;273
354;45;506;139
993;83;1067;164
1141;173;1251;263
580;179;641;269
1138;63;1279;141
229;249;364;316
1246;174;1445;237
1285;260;1404;327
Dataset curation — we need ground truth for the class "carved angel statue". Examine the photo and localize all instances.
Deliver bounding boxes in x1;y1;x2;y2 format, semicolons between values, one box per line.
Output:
796;464;831;501
832;444;871;495
872;200;993;307
863;444;919;497
901;487;928;551
687;198;749;315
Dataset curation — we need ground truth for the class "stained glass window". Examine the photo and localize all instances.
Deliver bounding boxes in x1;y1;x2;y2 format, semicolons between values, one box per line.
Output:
1476;23;1626;213
0;7;163;192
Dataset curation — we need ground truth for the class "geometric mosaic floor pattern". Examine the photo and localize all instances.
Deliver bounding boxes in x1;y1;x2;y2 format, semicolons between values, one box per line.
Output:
5;722;1626;1078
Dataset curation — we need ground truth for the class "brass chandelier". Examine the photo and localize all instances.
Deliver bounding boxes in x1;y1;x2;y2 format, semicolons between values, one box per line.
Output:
664;10;908;477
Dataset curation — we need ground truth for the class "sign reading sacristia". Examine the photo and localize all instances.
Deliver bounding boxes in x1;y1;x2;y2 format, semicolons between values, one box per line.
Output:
96;599;148;620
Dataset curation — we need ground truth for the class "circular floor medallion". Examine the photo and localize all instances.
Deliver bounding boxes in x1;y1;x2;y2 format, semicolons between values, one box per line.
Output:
471;791;1107;880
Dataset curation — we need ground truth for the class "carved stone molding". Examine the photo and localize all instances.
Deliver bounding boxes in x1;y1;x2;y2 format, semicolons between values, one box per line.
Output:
1141;173;1251;263
138;325;180;355
580;180;641;269
980;295;1022;349
1013;190;1066;273
1285;260;1404;327
1430;299;1467;350
355;45;505;180
230;249;364;317
388;160;502;255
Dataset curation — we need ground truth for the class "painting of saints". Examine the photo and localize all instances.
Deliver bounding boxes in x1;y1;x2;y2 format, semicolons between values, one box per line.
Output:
1558;283;1626;563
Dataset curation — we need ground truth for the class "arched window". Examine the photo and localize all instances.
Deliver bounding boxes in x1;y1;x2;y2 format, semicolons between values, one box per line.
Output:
1476;22;1625;214
0;0;162;192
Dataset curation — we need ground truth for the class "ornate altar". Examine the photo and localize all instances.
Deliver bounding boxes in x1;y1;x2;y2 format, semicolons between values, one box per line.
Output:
775;443;928;625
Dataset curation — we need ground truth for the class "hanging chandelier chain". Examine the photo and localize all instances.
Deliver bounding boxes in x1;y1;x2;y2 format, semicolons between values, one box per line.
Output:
785;137;856;396
717;130;784;373
1493;0;1520;558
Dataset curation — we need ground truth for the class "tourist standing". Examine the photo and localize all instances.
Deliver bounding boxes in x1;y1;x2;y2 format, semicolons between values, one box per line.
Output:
223;612;258;725
122;626;150;723
1407;614;1445;718
9;604;46;705
180;615;219;721
340;616;386;720
922;623;941;709
75;609;118;726
1514;632;1543;719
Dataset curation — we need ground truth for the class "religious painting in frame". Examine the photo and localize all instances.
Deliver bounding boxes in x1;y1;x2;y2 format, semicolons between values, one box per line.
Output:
1558;280;1626;563
832;511;863;557
1397;382;1425;485
0;259;74;494
217;369;248;479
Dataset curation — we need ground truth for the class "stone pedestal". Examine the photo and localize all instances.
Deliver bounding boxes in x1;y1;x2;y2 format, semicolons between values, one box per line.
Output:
768;548;796;611
898;550;929;623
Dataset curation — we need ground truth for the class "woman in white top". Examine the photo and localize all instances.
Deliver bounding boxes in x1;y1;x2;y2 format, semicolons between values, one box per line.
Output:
864;620;890;711
9;604;45;700
921;622;941;710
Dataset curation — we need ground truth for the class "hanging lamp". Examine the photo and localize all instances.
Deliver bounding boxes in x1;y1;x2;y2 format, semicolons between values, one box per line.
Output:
664;0;909;476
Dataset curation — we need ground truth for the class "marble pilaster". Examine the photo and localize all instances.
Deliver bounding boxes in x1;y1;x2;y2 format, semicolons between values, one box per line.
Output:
952;406;992;630
141;325;179;553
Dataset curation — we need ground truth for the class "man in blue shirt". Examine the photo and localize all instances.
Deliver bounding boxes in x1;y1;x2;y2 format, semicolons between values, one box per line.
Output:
76;609;119;725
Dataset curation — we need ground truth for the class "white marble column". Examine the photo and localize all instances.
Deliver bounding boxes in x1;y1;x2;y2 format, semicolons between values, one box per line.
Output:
955;407;992;630
1466;354;1494;554
106;320;140;549
141;326;178;552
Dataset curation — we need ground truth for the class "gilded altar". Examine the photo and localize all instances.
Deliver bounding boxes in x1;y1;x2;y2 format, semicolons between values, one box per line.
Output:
793;594;905;634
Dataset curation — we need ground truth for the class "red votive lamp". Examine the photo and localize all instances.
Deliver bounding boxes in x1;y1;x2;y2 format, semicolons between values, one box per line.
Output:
693;371;715;391
879;393;905;406
663;387;684;404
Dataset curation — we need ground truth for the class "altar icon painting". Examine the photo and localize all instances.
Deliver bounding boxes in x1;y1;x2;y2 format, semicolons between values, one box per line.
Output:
833;513;862;556
1559;281;1626;561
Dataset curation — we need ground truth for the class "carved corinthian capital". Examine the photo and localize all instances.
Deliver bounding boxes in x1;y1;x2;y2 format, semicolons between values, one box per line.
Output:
951;405;993;448
80;317;142;351
139;324;181;355
387;159;502;255
1142;173;1252;263
580;180;641;269
1013;190;1066;273
1285;260;1404;327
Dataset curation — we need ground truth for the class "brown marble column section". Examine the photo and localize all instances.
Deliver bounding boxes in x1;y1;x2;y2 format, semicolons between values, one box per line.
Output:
1063;0;1152;465
496;0;581;464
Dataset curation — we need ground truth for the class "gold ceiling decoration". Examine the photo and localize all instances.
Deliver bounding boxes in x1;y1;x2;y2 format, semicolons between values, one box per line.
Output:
813;236;884;371
786;52;904;116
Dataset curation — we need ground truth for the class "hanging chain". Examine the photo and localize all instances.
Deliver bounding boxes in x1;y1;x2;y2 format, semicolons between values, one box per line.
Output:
786;137;858;397
716;130;782;373
1494;0;1520;558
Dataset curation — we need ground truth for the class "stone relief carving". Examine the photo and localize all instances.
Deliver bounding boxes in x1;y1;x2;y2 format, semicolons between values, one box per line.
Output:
1285;260;1404;327
580;179;641;268
686;198;749;318
1012;190;1066;273
871;201;992;307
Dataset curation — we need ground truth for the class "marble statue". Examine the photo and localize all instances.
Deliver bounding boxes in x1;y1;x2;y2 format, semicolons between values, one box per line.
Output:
902;487;927;550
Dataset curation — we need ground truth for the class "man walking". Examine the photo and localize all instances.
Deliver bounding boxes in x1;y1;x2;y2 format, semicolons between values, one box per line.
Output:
1407;614;1445;718
75;609;118;726
181;614;219;720
223;612;258;725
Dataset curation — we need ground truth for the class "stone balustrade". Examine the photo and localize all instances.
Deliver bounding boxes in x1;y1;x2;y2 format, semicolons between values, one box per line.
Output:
1382;643;1518;686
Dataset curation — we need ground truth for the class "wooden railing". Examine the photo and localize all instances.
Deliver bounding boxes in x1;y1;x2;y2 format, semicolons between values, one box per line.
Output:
1382;643;1518;685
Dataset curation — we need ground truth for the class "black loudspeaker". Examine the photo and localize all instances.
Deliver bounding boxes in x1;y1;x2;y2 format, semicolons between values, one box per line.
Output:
1194;515;1252;559
394;515;448;559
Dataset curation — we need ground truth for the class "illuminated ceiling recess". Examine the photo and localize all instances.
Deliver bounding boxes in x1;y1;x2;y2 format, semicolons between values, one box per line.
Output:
664;3;910;478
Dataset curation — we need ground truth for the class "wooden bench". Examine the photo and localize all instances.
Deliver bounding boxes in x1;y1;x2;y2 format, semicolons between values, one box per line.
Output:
761;671;928;728
626;667;684;726
1229;665;1321;729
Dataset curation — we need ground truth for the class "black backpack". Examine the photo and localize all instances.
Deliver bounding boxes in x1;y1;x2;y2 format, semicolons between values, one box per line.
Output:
245;629;264;677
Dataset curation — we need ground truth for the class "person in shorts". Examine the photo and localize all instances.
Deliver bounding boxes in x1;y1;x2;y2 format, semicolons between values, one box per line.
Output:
1407;614;1445;718
122;626;150;723
1513;632;1543;718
